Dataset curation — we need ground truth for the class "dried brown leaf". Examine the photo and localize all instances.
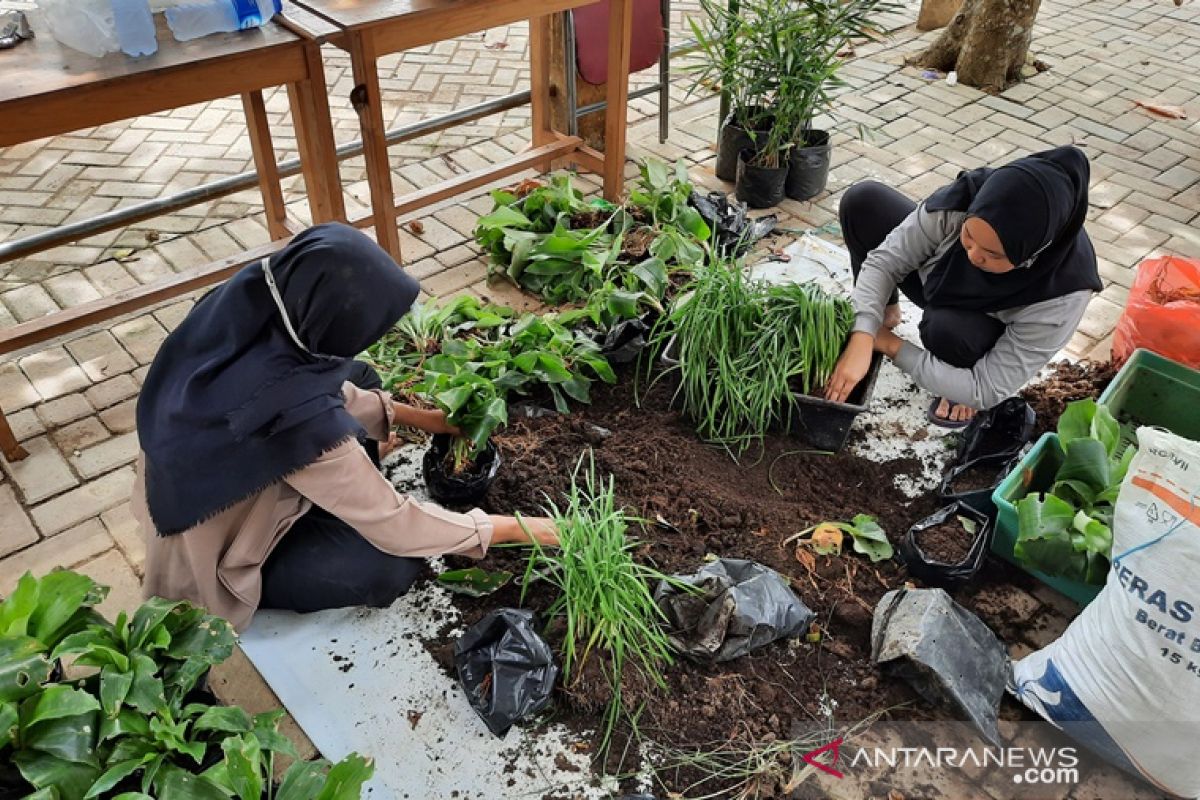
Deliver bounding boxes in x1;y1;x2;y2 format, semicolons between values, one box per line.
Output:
406;220;425;235
1134;99;1188;119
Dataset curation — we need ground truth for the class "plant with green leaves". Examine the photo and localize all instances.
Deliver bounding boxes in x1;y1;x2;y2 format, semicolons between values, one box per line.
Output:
785;515;894;562
1015;399;1135;585
1;573;375;800
653;255;854;453
521;453;675;750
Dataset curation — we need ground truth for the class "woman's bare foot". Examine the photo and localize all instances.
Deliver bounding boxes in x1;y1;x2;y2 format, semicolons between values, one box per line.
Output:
934;397;976;423
883;304;902;330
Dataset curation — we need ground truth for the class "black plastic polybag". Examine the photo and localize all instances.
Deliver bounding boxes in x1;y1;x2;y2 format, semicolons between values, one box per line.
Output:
654;559;814;662
937;452;1016;517
595;310;658;364
423;433;502;507
453;608;558;737
688;191;777;257
898;502;992;588
871;588;1009;744
955;397;1036;463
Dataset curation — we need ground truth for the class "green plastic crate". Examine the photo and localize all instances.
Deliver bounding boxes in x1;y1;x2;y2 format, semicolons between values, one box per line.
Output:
1098;348;1200;447
990;433;1103;606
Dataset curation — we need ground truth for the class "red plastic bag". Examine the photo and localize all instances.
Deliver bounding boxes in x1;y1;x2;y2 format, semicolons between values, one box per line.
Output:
1112;256;1200;368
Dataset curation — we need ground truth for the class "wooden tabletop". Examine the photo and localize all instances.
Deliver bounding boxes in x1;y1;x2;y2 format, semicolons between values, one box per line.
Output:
290;0;597;42
0;15;301;107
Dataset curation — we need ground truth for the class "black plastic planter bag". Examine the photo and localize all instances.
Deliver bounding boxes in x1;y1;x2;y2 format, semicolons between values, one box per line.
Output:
453;608;558;737
688;191;777;258
654;558;814;662
735;150;787;209
898;502;992;588
937;452;1014;517
594;309;658;364
871;588;1009;745
955;397;1036;463
423;433;502;507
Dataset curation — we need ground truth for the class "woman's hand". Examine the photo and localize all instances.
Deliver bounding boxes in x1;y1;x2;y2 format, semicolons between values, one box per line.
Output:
393;403;461;436
489;515;559;547
825;332;874;403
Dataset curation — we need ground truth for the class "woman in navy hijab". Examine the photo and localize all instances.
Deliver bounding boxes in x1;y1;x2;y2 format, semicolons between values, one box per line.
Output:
134;223;555;630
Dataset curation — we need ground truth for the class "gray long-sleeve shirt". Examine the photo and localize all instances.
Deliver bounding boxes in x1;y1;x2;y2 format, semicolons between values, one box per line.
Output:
851;204;1093;410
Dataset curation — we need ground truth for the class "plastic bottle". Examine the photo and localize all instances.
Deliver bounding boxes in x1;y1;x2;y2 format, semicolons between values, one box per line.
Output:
112;0;157;56
164;0;280;41
35;0;120;58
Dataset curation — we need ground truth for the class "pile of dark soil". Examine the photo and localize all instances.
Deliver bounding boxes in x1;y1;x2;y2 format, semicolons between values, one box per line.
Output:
422;371;1074;796
914;519;974;564
1021;359;1117;437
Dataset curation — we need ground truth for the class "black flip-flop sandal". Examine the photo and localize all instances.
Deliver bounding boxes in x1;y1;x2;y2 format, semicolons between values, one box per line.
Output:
927;397;972;430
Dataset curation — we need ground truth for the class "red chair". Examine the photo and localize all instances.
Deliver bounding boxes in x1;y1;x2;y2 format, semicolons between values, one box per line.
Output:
563;0;671;143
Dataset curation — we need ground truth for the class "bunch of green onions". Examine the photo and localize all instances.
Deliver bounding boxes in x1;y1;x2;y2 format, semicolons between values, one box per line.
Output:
521;454;675;749
659;256;854;453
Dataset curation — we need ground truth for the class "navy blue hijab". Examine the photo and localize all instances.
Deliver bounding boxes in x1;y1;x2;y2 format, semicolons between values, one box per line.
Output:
922;145;1102;312
137;223;420;536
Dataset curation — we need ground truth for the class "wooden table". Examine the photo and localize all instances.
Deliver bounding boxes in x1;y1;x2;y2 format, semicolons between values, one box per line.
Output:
0;13;344;461
286;0;635;262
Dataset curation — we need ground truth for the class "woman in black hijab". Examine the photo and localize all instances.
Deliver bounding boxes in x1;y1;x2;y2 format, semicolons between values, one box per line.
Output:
826;145;1102;427
134;223;556;630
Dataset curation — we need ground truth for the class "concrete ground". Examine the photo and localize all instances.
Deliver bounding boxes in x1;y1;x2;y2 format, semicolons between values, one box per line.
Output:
1;0;1198;794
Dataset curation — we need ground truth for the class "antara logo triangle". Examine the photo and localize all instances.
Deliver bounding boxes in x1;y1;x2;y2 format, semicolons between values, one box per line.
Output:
801;738;845;779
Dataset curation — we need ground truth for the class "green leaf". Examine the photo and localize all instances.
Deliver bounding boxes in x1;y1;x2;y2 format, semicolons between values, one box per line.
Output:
1057;398;1095;444
1057;438;1111;493
27;571;107;648
845;516;893;562
1015;493;1083;579
0;700;18;749
606;290;644;321
644;159;670;190
221;734;264;800
152;764;230;800
53;628;129;672
111;794;155;800
20;685;100;729
630;258;668;297
126;654;165;716
13;751;101;800
315;753;375;800
85;758;153;799
24;712;100;766
436;568;513;597
1074;512;1113;557
0;636;53;702
21;788;57;800
0;573;40;638
193;705;252;734
475;205;533;231
277;759;330;800
434;385;475;415
99;709;151;743
129;598;184;652
99;665;134;718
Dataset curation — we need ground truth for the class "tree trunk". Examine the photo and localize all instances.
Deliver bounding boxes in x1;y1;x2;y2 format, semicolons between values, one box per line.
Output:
912;0;1042;93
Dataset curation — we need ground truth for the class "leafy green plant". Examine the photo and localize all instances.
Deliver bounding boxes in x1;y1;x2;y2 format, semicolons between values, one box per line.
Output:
521;453;675;750
786;515;894;562
1014;399;1134;585
436;568;513;597
654;255;854;452
1;574;375;800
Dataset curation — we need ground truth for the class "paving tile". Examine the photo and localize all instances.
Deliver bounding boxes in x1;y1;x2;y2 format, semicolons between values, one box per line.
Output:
69;432;138;480
66;331;139;382
111;316;168;365
19;347;91;402
35;394;94;429
53;417;112;455
0;361;40;413
0;518;113;596
0;484;39;558
8;409;45;442
98;399;138;435
85;374;140;411
2;284;59;322
100;502;145;578
0;436;78;504
29;467;134;537
77;550;143;622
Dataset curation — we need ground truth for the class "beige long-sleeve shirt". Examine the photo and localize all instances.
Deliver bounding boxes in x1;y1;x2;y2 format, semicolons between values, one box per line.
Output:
136;383;494;631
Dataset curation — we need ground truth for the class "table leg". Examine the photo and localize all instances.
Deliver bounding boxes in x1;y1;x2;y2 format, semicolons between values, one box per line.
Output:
603;0;634;201
348;31;403;262
242;90;290;240
529;13;556;173
288;42;346;224
0;407;28;462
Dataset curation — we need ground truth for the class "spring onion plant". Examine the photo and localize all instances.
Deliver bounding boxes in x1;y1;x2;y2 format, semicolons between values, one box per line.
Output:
521;453;675;749
654;255;854;453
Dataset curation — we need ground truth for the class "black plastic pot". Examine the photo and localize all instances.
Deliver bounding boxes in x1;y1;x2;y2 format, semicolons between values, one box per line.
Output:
735;149;787;210
784;130;832;201
589;309;659;364
715;110;773;182
786;352;884;452
955;397;1036;464
899;502;992;589
423;434;502;507
938;453;1015;519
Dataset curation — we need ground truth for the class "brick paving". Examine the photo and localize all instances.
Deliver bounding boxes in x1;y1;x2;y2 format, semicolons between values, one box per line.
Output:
0;0;1198;794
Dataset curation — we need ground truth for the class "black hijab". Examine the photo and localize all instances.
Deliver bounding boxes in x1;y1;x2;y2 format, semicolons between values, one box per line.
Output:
921;145;1102;311
137;223;419;536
